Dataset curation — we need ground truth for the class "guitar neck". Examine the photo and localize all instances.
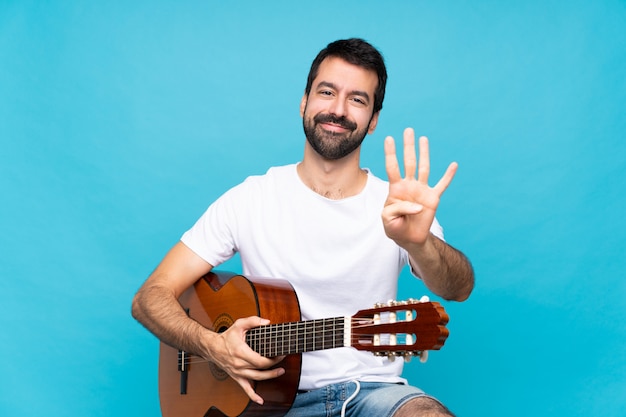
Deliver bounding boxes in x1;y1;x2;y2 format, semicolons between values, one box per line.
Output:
246;317;348;357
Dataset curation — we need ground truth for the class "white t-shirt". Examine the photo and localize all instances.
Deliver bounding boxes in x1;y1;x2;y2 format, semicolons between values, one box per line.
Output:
181;164;444;390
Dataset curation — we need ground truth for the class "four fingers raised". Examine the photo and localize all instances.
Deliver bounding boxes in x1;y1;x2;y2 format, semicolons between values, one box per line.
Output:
384;127;457;196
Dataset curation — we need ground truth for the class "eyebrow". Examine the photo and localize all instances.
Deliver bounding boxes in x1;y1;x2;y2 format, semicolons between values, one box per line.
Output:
316;81;371;103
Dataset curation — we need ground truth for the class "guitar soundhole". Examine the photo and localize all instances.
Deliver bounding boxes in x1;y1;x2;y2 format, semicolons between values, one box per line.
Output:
208;361;229;381
208;314;234;381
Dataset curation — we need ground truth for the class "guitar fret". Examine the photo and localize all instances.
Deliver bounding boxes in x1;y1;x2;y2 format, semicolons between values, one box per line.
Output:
280;322;286;356
288;322;297;355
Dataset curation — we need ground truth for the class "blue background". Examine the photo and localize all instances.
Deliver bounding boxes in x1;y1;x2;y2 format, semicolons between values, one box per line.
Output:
1;1;625;416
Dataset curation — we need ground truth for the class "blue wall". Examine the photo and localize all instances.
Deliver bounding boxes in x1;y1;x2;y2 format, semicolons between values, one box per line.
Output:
1;1;625;416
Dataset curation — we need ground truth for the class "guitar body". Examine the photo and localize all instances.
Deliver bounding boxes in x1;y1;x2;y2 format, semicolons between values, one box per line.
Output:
159;272;302;417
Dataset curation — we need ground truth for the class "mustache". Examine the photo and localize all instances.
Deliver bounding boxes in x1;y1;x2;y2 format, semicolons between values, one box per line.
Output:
313;114;357;131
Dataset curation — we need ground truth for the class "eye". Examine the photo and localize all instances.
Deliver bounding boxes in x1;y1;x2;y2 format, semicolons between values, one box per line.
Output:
351;96;367;106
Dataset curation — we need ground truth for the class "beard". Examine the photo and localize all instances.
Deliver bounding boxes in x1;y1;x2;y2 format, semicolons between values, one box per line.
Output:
303;111;371;160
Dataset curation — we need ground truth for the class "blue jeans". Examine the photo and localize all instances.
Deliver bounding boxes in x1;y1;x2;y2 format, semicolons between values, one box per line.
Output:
284;381;432;417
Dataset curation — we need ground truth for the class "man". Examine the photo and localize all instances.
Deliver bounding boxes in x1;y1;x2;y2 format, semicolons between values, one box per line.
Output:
132;38;474;417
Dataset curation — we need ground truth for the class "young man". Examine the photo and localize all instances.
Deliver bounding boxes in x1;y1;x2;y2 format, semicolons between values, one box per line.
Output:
132;38;474;417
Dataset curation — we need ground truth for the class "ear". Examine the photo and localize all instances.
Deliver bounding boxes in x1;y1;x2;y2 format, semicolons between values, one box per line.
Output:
299;94;308;117
367;111;380;134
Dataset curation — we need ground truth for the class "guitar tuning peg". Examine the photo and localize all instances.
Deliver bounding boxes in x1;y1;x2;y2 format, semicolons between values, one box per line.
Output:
419;295;430;303
419;350;429;363
387;300;397;306
403;352;413;363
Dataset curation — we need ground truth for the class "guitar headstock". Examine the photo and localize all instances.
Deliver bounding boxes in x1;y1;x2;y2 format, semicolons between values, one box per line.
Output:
350;298;449;362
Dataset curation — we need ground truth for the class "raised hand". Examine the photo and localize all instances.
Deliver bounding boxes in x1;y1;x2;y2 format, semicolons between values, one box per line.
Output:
382;128;457;249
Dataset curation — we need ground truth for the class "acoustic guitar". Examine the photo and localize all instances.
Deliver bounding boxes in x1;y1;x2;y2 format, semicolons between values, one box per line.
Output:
159;271;449;417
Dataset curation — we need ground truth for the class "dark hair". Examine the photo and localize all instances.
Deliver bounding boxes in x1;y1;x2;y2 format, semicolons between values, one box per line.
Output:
305;38;387;113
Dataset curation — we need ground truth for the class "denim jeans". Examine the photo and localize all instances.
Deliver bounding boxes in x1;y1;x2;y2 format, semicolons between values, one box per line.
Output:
284;381;430;417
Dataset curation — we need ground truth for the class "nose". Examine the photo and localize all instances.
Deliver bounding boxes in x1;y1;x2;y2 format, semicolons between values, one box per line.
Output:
328;96;347;117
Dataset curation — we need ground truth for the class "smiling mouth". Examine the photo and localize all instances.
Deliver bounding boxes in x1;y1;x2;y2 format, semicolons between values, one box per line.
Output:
319;122;350;133
314;114;357;132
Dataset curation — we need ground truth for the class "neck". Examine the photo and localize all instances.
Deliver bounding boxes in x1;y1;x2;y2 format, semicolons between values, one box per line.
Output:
298;144;367;200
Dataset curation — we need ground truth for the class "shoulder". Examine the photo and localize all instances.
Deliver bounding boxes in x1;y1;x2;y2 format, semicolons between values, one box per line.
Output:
228;164;297;189
221;164;297;201
241;164;297;185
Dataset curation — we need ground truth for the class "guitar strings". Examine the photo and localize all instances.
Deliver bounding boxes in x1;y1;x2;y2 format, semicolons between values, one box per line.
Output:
175;315;441;365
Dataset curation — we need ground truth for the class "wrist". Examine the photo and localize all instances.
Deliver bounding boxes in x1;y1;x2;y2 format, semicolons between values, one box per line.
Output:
401;233;435;256
196;327;219;361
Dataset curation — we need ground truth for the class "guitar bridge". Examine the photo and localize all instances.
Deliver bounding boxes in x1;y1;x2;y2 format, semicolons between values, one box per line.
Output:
178;349;188;395
178;308;190;395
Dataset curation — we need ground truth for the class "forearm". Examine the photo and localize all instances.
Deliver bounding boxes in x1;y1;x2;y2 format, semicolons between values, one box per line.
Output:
131;281;215;358
407;233;474;301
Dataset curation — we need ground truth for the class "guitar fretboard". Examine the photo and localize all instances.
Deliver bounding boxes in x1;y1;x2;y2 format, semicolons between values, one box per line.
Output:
246;317;347;357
